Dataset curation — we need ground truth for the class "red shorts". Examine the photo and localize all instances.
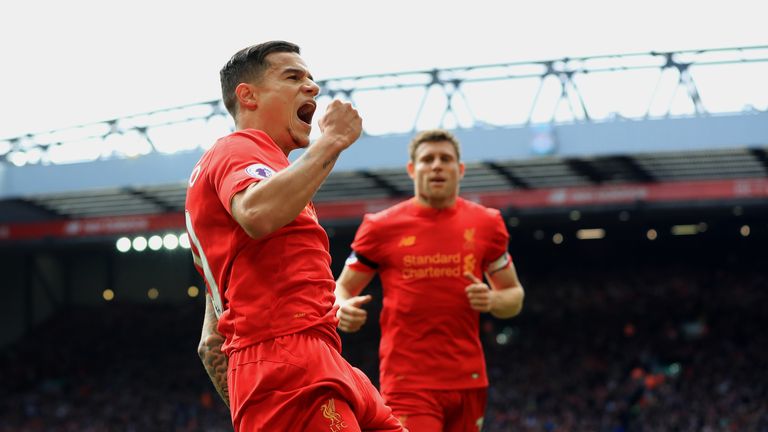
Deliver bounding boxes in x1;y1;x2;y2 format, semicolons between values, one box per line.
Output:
382;388;487;432
228;331;405;432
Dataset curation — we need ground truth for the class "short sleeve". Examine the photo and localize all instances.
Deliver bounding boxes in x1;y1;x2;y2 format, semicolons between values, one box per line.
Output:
348;214;381;272
206;135;280;215
482;209;511;269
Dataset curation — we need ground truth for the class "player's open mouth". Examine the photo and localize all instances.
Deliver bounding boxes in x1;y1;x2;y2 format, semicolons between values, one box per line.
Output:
297;102;316;126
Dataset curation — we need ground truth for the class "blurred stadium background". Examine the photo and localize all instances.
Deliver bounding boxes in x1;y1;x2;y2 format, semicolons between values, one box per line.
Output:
1;46;767;431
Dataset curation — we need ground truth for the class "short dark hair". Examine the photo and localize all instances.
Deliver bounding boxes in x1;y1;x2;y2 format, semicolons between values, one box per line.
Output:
408;129;462;162
219;41;301;119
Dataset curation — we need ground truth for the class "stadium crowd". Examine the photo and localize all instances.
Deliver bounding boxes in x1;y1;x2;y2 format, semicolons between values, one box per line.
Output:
1;246;765;431
481;258;768;431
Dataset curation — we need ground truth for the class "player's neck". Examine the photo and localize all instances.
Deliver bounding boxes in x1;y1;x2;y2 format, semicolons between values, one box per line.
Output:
235;119;294;156
414;194;457;210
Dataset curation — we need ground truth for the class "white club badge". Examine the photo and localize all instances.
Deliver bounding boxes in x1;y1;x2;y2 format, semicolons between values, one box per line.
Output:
245;163;275;180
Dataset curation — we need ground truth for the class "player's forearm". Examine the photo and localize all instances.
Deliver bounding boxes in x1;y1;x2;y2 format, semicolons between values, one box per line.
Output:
490;286;525;319
334;267;373;305
235;141;342;238
333;285;351;305
334;282;359;306
198;295;230;408
199;332;230;407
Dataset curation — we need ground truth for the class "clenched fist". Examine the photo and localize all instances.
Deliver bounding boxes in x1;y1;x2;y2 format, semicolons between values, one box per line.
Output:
336;294;373;333
318;100;362;151
465;272;494;313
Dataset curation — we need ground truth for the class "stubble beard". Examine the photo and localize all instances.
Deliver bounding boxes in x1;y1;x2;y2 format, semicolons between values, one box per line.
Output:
288;125;311;149
421;183;456;209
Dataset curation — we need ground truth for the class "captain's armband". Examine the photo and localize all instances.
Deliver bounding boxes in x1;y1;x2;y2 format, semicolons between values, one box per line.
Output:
345;251;379;270
486;252;511;275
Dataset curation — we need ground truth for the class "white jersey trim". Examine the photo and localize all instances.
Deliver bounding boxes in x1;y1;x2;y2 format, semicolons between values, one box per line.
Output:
486;252;511;275
185;210;224;318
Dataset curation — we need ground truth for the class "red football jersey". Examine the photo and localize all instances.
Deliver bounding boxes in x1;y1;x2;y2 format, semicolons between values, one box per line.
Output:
348;197;510;393
185;129;340;355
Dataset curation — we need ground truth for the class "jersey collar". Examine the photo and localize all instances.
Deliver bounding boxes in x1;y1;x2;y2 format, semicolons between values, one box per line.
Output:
409;196;462;217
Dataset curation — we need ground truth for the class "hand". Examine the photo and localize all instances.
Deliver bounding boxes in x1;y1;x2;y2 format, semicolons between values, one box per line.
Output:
465;272;493;313
336;295;372;333
318;99;363;151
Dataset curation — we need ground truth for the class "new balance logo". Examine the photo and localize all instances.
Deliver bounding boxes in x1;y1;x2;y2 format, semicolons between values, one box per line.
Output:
398;235;416;247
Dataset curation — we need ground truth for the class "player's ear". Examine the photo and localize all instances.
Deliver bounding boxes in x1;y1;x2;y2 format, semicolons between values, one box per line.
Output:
235;83;258;111
459;161;465;179
406;161;415;179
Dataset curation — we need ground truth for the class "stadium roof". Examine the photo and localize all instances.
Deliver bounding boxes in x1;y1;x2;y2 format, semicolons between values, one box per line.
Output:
1;46;767;239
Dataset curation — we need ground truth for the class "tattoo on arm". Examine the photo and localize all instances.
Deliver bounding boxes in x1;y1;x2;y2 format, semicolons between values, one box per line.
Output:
288;149;338;171
199;294;230;408
322;154;338;170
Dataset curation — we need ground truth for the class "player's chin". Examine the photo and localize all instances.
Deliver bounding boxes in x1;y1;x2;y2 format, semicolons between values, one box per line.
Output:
290;130;311;148
428;180;446;187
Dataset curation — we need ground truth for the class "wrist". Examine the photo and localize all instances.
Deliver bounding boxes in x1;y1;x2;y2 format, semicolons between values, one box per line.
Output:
315;134;349;153
488;289;497;312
